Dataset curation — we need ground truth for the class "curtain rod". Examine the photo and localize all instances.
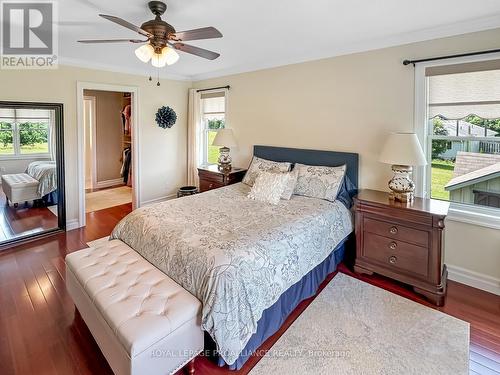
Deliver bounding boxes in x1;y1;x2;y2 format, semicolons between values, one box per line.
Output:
403;48;500;66
196;85;230;93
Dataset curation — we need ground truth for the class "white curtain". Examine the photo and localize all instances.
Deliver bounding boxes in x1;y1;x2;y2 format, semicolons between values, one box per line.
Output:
187;88;202;186
49;109;57;161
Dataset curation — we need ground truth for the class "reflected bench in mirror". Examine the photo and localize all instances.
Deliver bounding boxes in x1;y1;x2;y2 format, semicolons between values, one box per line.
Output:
0;101;65;249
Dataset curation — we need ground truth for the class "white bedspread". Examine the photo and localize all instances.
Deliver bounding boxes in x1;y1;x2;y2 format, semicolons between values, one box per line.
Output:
110;183;353;365
26;161;57;197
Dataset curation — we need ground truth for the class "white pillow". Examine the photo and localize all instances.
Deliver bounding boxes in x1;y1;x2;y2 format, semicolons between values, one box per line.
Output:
293;163;346;202
242;157;291;186
247;171;289;205
281;168;299;200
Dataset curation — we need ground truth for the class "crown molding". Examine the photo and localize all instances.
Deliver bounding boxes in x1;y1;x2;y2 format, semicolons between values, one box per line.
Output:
190;14;500;81
58;56;192;81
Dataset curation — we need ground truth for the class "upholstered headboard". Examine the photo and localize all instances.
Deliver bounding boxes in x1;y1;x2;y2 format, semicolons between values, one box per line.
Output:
253;145;359;189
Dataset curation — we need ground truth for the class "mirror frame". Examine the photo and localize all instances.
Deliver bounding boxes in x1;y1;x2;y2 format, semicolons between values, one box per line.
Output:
0;101;65;250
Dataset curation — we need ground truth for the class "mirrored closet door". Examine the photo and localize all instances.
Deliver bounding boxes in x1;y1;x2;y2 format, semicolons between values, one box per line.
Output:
0;101;65;248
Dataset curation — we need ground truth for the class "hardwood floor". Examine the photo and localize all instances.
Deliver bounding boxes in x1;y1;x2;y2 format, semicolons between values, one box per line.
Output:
0;191;58;242
0;202;498;375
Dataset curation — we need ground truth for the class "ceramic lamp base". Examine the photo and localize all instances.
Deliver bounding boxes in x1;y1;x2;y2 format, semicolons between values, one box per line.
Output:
217;146;232;173
388;164;415;203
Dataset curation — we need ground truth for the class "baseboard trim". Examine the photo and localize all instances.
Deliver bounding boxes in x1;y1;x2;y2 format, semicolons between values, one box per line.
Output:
66;219;80;231
447;264;500;296
95;178;124;189
141;194;176;206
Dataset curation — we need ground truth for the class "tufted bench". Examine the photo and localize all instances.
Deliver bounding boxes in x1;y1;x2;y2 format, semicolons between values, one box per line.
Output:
65;239;203;375
1;173;40;206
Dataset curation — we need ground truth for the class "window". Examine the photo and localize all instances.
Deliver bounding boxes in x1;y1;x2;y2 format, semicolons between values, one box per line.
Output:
423;63;500;211
200;91;226;165
0;108;51;158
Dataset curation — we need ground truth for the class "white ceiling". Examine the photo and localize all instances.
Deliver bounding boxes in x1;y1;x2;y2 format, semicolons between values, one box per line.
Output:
59;0;500;81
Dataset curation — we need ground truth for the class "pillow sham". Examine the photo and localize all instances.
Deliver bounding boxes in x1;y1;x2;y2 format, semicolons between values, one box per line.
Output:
293;163;347;202
242;156;291;187
247;171;289;205
281;168;299;200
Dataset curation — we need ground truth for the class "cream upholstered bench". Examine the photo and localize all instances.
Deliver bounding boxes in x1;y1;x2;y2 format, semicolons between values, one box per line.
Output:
65;239;203;375
1;173;40;207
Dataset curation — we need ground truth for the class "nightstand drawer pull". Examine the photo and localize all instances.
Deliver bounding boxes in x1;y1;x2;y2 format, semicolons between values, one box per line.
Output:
389;226;398;234
389;256;397;264
209;183;214;189
388;241;397;250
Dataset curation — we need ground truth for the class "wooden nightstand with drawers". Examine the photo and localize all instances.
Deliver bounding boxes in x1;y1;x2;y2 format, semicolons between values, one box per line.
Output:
353;189;449;306
197;165;247;193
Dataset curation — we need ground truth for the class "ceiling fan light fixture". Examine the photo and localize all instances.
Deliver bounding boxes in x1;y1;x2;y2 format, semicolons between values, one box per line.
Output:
161;46;179;65
151;52;167;68
135;44;154;63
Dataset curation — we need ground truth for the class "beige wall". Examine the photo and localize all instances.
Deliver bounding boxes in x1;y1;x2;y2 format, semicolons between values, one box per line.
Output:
0;65;191;226
194;28;500;283
84;90;124;183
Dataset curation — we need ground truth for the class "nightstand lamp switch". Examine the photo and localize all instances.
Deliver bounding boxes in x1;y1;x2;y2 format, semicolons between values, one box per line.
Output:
379;132;427;203
212;128;237;173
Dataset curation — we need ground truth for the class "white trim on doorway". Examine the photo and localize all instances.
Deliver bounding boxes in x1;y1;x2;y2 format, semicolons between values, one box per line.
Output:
76;82;140;228
83;95;97;190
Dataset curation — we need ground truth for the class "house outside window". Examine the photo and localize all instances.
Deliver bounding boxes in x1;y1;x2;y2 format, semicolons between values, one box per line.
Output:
0;108;51;158
426;68;500;209
414;59;500;227
200;91;226;165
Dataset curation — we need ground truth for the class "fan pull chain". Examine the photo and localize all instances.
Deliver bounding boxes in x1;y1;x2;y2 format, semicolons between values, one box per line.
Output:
157;66;160;86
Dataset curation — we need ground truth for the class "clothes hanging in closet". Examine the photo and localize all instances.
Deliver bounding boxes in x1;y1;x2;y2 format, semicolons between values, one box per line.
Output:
121;104;131;135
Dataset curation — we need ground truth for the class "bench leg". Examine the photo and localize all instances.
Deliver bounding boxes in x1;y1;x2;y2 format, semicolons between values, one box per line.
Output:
184;358;195;375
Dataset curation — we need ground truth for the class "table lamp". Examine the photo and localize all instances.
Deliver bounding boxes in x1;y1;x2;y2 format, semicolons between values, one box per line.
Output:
212;128;237;173
379;132;427;202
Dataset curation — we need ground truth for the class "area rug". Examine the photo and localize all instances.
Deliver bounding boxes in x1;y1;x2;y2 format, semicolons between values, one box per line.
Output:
250;273;469;375
85;186;132;213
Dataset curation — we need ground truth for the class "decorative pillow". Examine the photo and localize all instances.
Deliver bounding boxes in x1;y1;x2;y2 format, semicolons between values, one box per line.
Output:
293;163;347;202
242;157;291;186
247;171;289;205
281;168;299;200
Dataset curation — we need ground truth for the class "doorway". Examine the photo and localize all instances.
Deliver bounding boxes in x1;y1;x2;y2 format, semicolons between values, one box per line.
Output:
77;83;140;228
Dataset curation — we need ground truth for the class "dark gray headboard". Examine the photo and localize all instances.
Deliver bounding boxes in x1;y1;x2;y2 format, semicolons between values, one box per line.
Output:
253;145;359;188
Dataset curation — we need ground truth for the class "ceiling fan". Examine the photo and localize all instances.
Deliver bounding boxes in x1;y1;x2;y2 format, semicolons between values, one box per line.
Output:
78;1;222;69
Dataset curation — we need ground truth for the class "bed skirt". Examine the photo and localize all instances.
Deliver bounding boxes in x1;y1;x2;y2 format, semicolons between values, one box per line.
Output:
214;235;349;370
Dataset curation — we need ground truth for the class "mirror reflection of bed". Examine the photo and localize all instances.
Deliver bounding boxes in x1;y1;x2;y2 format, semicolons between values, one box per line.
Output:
0;104;64;245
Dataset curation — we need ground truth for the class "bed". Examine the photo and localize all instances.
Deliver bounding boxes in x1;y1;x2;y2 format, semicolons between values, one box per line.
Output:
26;160;58;203
110;145;359;369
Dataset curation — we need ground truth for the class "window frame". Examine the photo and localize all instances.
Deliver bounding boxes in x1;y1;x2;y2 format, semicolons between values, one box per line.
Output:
0;111;52;160
414;53;500;230
200;90;227;166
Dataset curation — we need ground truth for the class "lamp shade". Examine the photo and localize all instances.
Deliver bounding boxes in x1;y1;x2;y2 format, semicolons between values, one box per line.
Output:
212;128;237;147
161;46;179;66
135;44;154;63
151;52;167;68
379;132;427;166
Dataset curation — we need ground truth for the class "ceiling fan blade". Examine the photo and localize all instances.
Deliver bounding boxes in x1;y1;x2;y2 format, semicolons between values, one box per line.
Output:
78;39;147;43
171;43;220;60
99;14;153;38
170;27;222;42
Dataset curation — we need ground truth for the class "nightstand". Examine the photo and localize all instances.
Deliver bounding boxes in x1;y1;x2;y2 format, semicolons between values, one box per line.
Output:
353;189;449;306
197;165;247;193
